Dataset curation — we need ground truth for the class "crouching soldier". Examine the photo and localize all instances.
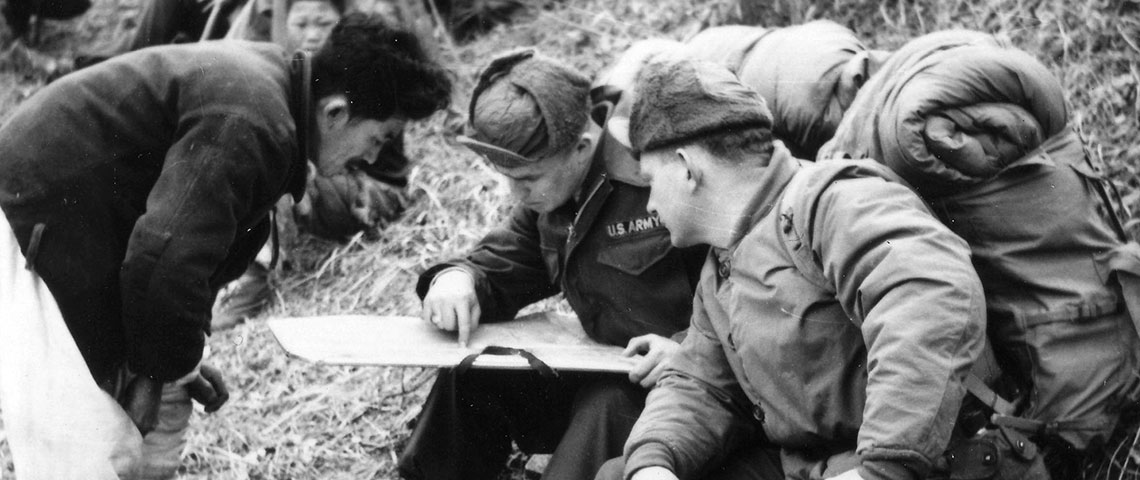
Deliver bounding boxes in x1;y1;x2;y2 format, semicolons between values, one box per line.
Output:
397;49;707;480
598;58;992;480
0;14;451;479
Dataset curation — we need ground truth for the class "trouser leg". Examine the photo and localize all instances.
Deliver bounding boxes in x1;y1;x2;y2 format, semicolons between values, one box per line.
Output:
398;368;585;480
594;443;784;480
128;0;234;50
397;369;522;480
543;375;645;480
2;0;32;38
0;215;141;480
128;0;184;50
128;383;194;480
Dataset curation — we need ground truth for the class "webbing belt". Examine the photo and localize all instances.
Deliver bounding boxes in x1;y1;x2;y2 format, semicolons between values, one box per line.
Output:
454;346;560;379
963;373;1112;436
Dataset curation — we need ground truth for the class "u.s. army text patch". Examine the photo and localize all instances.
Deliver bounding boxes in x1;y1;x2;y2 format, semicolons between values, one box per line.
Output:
606;214;664;238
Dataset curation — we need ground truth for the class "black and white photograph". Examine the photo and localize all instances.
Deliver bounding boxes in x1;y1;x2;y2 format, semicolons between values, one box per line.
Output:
0;0;1138;478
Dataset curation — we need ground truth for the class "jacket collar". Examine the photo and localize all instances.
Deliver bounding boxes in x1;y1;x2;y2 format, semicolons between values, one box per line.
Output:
286;50;313;202
727;141;801;248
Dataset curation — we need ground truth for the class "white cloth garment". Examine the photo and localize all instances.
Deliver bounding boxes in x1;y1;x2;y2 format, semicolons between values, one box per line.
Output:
0;214;142;479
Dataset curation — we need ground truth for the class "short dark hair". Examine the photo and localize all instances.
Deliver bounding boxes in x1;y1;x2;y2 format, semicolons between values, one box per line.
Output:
690;126;774;165
311;13;452;121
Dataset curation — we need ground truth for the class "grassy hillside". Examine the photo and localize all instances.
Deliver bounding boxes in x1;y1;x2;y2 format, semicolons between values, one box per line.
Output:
0;0;1137;478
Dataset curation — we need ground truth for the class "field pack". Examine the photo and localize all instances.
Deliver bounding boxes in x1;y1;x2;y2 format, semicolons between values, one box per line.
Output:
818;29;1140;453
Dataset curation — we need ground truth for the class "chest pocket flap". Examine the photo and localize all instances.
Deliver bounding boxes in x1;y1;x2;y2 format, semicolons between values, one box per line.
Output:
596;230;674;276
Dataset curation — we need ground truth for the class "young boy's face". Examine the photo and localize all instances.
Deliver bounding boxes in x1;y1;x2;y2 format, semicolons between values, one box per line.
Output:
287;1;341;52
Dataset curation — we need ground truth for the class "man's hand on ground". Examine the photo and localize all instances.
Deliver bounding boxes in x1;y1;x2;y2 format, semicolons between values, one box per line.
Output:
623;334;681;388
631;466;679;480
351;173;407;229
421;269;482;348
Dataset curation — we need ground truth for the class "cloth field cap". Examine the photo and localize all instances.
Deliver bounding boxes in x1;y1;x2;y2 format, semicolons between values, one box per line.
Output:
629;56;773;157
457;48;592;169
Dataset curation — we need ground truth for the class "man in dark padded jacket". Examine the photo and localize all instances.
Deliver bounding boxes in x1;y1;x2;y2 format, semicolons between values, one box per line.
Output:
0;14;450;479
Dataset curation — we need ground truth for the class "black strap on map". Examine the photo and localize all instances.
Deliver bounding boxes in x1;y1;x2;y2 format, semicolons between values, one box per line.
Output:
454;346;560;379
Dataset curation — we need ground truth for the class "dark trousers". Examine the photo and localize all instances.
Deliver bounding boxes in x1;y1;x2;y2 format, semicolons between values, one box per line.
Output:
398;368;646;480
2;0;90;37
128;0;239;51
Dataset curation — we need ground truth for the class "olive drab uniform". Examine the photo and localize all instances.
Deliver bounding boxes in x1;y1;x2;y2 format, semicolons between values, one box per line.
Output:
398;136;707;480
616;146;988;480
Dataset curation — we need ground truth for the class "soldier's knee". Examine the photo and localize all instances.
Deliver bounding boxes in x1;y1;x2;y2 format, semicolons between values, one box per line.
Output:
573;379;642;415
594;457;626;480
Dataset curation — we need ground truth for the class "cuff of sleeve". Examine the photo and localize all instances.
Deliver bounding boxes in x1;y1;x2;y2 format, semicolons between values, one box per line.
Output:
429;266;474;288
625;444;676;480
415;263;471;299
858;459;921;480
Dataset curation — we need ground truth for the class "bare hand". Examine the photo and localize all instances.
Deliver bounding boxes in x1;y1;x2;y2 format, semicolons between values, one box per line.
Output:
631;466;679;480
186;364;230;413
623;334;681;388
351;173;407;229
421;269;482;348
827;469;866;480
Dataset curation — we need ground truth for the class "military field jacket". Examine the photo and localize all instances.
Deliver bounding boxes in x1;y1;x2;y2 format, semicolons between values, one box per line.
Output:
624;148;986;480
0;41;307;383
417;143;707;347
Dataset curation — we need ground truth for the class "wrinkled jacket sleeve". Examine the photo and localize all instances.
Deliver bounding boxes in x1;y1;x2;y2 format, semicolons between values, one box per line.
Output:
809;177;986;480
121;113;293;382
416;205;560;323
623;285;759;480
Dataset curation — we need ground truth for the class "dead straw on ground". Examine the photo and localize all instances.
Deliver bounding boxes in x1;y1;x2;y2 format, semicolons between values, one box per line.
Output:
0;0;1138;478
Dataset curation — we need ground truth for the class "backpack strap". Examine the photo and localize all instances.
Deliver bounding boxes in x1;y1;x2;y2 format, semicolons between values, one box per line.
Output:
964;373;1114;436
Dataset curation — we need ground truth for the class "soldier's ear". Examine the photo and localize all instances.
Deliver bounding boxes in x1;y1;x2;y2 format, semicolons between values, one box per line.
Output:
317;94;351;131
676;148;701;191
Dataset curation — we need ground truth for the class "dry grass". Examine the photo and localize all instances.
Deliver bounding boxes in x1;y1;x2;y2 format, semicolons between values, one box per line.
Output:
0;0;1138;478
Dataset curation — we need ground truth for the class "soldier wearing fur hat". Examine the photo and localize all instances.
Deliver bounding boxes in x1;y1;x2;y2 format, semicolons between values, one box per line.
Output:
596;58;992;480
398;49;707;480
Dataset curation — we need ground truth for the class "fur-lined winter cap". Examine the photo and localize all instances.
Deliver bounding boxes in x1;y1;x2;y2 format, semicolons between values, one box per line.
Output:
630;57;773;157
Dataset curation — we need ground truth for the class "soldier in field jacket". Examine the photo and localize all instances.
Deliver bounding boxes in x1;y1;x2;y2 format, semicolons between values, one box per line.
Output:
397;49;707;480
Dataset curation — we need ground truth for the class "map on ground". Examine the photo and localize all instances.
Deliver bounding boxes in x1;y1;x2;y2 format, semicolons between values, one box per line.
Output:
267;311;636;373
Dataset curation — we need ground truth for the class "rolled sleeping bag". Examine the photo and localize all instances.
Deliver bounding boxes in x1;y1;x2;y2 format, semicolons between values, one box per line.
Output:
686;20;877;158
818;29;1140;451
817;30;1068;195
